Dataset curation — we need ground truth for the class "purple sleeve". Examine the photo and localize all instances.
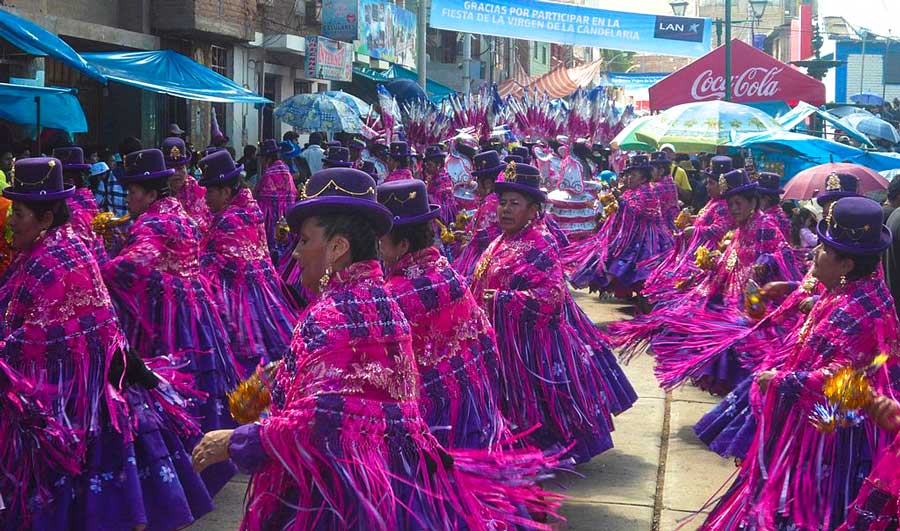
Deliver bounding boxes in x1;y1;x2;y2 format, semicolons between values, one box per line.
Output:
229;423;269;474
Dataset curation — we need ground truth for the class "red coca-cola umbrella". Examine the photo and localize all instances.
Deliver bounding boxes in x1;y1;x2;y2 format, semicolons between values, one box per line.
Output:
782;162;889;200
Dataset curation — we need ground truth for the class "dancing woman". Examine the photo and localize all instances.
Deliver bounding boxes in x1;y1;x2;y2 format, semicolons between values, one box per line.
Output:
255;139;298;263
163;137;211;234
452;150;506;278
53;146;108;263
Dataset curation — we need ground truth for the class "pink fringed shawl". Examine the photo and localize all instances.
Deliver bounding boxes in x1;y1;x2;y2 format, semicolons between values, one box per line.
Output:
175;175;211;234
453;193;500;278
702;274;900;531
426;169;460;228
255;160;297;252
67;187;108;263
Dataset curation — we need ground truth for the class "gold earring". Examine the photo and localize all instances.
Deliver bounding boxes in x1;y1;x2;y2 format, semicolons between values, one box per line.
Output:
319;265;333;292
840;275;847;287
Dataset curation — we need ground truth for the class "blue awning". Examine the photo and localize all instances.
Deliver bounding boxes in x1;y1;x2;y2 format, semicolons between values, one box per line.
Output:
82;50;270;104
0;83;87;133
777;101;875;148
353;66;455;102
0;9;106;83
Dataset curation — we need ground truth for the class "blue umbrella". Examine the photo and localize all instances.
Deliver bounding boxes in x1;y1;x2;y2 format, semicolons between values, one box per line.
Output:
840;113;900;144
850;92;885;106
827;106;873;118
322;90;371;117
273;93;363;133
386;79;426;105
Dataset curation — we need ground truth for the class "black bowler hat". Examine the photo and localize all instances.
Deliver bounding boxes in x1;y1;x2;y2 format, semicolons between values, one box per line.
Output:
493;162;547;202
377;179;441;225
816;196;891;255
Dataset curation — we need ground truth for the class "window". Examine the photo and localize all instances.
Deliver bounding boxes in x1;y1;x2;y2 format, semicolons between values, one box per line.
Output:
541;45;547;65
533;43;538;60
209;45;229;142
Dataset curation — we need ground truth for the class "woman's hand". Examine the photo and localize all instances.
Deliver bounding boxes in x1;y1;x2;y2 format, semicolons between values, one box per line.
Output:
760;281;792;301
756;370;777;394
866;395;900;433
192;429;234;473
798;297;815;314
682;226;696;239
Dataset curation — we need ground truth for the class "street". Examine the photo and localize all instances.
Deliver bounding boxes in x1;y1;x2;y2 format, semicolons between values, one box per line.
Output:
189;290;737;531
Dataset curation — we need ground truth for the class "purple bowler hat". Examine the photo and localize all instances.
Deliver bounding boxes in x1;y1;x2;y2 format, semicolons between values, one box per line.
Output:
258;139;279;156
389;141;411;159
119;149;175;184
650;151;671;167
370;142;389;158
287;168;393;236
756;172;784;197
816;196;891;255
719;168;758;197
51;146;91;172
504;154;523;164
161;137;192;168
199;149;244;186
359;160;379;180
816;172;860;206
624;154;652;172
704;156;734;178
423;144;447;162
472;150;505;178
324;146;353;168
493;162;547;202
511;146;531;164
3;157;74;201
377;179;441;225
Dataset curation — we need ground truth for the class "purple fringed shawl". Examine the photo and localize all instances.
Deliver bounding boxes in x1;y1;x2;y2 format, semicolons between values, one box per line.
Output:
701;274;900;531
426;169;459;228
67;187;108;264
175;175;211;234
642;198;732;305
255;160;297;257
453;193;500;278
242;260;562;530
200;188;299;375
385;247;502;449
470;220;632;462
765;203;791;241
839;429;900;531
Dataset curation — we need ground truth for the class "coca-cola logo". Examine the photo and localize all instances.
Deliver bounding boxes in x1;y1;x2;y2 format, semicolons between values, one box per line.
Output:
690;67;783;101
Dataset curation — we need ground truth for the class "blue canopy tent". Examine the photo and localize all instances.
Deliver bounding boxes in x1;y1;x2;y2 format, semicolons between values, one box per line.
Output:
0;9;107;84
81;50;270;105
350;66;455;103
729;130;900;180
777;101;875;148
0;83;87;134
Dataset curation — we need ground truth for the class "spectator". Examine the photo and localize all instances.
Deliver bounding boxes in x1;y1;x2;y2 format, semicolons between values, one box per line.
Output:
103;138;142;217
299;131;325;174
0;150;12;190
883;176;900;318
659;143;692;204
168;123;186;139
790;207;818;249
238;145;259;185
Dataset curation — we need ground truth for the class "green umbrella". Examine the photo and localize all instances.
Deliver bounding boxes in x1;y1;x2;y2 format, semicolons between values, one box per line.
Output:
611;115;654;151
635;101;782;153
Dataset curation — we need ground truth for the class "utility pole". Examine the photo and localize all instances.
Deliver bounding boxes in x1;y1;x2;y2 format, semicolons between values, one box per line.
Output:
462;33;472;95
724;0;732;101
416;0;427;88
859;30;868;95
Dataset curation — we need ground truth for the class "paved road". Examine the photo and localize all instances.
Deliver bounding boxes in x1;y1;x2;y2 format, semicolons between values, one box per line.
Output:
190;290;737;531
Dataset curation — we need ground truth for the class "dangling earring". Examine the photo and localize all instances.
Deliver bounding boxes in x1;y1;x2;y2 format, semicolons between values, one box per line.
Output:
319;264;333;292
839;275;847;288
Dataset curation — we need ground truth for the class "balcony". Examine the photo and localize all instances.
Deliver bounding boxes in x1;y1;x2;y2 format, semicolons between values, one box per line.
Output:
152;0;256;42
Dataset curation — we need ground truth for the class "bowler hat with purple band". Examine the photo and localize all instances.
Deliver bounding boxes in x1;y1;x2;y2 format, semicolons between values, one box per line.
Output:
815;172;860;206
358;160;378;180
493;162;547;202
649;151;671;167
703;156;734;178
423;144;447;162
389;141;411;159
624;154;652;172
51;146;91;172
118;149;175;184
287;168;393;236
511;146;531;163
324;146;353;168
3;157;74;201
504;155;523;164
719;169;758;197
161;137;192;168
198;149;244;186
472;150;506;178
377;179;441;225
756;172;784;197
816;196;891;255
258;139;279;156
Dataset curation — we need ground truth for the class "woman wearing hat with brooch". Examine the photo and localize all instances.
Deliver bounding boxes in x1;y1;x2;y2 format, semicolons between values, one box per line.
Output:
377;178;502;449
321;145;353;170
383;141;415;183
756;171;791;240
100;148;242;495
612;169;804;396
422;144;459;228
255;139;299;264
198;150;301;376
564;154;675;304
191;167;562;529
469;162;636;463
163;136;211;234
52;145;109;263
701;196;900;531
452;150;506;278
0;157;216;529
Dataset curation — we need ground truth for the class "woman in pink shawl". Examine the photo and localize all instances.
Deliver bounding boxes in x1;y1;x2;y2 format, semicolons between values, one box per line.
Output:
564;154;676;299
199;150;300;375
0;157;214;529
255;139;298;263
469;163;636;463
422;144;460;228
377;178;502;449
163;136;211;234
700;197;900;531
383;141;415;182
642;156;734;306
100;148;241;495
452;150;506;278
52;146;108;263
191;167;562;529
611;169;804;395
